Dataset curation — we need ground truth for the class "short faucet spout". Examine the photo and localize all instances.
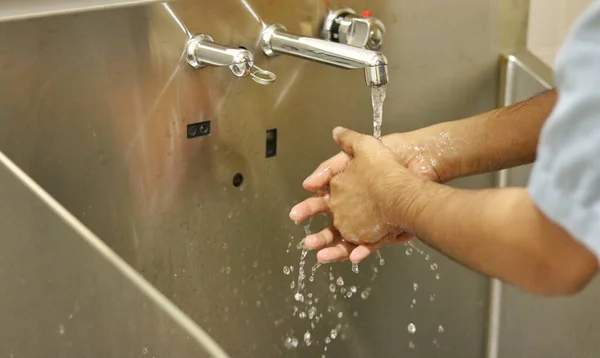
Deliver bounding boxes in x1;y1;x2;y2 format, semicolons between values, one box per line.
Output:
260;24;389;87
186;34;253;77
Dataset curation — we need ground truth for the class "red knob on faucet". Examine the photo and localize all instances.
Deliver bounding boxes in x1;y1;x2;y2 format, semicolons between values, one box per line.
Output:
361;10;372;18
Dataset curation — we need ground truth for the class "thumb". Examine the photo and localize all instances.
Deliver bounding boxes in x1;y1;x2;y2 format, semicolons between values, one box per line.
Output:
333;127;369;156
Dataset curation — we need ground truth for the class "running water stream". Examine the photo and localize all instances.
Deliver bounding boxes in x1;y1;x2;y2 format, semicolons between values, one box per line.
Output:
371;85;387;140
283;84;445;354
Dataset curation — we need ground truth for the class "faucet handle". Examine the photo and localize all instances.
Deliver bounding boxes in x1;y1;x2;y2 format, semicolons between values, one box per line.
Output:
321;8;385;51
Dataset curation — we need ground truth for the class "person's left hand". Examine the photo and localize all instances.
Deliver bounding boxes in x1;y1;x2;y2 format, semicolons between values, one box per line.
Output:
290;127;421;263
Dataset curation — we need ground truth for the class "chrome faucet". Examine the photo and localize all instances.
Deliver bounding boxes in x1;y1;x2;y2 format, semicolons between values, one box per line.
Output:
186;34;276;84
186;34;253;76
260;23;388;87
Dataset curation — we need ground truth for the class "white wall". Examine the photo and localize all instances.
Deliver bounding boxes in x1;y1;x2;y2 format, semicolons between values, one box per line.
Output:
527;0;593;68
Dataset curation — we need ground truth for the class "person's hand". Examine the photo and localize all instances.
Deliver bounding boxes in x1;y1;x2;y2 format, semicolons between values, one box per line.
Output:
290;127;428;263
297;131;443;197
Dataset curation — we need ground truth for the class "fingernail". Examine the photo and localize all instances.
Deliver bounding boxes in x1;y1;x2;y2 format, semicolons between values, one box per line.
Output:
332;126;344;137
304;236;315;248
302;175;313;186
289;207;299;220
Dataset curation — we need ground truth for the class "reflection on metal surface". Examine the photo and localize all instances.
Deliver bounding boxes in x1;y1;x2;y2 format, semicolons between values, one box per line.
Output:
0;151;229;358
321;8;386;51
487;49;553;358
0;0;504;356
260;23;388;87
0;0;162;22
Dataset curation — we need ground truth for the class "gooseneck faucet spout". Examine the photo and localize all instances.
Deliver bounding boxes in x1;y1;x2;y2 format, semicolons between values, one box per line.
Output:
260;24;388;87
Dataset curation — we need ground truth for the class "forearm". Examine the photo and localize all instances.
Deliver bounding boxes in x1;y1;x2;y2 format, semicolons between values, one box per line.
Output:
384;173;597;295
403;89;557;182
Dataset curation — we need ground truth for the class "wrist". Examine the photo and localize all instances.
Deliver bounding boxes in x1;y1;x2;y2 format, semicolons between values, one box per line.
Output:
383;126;460;183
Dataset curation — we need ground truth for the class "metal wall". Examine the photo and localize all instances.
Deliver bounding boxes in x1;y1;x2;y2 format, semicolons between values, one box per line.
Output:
0;1;507;356
0;151;228;358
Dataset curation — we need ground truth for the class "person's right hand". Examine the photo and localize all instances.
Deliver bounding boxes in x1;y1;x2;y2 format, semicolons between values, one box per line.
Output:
290;130;447;263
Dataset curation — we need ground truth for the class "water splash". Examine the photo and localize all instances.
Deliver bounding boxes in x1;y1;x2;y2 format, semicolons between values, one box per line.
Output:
284;336;299;349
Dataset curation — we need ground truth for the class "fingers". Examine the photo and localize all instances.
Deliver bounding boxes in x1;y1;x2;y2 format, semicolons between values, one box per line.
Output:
316;240;356;263
304;226;338;250
302;151;351;192
348;245;375;263
349;232;415;263
333;126;375;156
289;195;330;223
332;127;359;155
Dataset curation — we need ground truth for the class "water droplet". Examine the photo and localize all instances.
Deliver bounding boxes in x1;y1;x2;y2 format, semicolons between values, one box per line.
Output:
325;337;331;344
294;293;304;302
409;341;415;349
340;287;347;295
438;325;444;333
376;251;385;266
361;287;371;300
227;212;233;219
346;291;352;298
412;298;417;305
336;277;344;286
425;255;430;261
429;294;436;302
405;248;413;255
407;323;416;334
435;273;441;280
58;324;65;335
353;311;359;317
329;283;336;292
338;312;343;318
142;347;148;355
309;276;314;282
350;286;357;293
303;331;312;346
430;263;438;270
299;311;307;319
351;262;359;273
330;329;338;339
413;282;418;291
225;266;231;274
290;281;296;289
433;338;439;347
256;301;261;307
